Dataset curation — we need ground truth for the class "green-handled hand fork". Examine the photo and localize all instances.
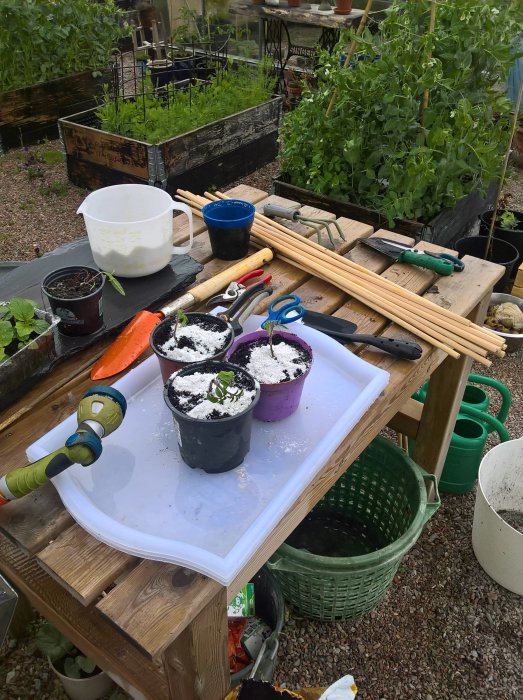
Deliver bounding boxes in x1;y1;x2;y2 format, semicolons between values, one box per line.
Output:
0;387;126;506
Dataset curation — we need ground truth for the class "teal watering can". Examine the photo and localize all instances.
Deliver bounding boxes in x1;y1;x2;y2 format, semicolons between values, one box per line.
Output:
411;375;512;494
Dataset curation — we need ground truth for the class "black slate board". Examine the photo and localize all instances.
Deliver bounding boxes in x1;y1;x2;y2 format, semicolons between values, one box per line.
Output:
0;237;203;361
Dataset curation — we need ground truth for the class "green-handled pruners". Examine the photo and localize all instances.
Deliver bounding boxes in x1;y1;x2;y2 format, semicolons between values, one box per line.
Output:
361;237;464;275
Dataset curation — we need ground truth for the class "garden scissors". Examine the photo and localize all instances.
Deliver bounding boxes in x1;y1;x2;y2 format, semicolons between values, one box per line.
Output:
261;294;305;328
207;270;272;306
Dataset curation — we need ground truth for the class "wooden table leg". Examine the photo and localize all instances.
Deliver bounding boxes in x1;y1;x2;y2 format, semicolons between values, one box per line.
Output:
162;586;229;700
412;293;493;481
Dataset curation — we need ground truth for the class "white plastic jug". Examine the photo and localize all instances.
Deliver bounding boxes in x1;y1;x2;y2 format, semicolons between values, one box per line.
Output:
77;184;193;278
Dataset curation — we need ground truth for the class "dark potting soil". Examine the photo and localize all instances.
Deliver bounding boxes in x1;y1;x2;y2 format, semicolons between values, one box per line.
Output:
167;363;256;419
44;269;103;299
497;509;523;534
154;314;231;357
228;335;311;382
285;510;387;557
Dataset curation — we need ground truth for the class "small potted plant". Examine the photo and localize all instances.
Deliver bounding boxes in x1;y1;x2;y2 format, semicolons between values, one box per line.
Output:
0;297;60;412
225;323;313;422
479;199;523;265
164;360;260;473
41;266;124;336
35;621;115;700
150;310;235;383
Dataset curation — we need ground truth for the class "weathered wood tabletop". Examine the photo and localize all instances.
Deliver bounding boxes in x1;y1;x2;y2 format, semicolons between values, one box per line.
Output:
0;185;503;700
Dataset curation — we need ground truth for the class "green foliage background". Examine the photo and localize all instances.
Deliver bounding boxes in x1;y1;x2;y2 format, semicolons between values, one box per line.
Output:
96;61;273;144
279;0;523;225
0;0;128;92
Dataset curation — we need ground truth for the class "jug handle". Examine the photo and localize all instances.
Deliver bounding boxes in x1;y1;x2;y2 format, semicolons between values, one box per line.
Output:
171;201;193;255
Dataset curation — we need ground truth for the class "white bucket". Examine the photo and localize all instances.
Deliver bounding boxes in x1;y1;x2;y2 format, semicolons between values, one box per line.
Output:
77;184;193;278
472;436;523;595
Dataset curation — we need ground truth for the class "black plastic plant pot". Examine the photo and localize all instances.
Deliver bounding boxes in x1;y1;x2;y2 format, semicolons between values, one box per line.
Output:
150;312;234;384
454;236;519;293
164;360;260;474
479;210;523;266
41;266;105;336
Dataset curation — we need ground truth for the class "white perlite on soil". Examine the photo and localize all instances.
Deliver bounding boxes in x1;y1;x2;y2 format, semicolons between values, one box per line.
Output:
170;372;255;419
160;324;231;362
246;342;309;384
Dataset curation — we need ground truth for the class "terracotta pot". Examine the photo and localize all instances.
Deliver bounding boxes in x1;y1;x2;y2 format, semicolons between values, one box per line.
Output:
287;0;301;7
335;0;352;14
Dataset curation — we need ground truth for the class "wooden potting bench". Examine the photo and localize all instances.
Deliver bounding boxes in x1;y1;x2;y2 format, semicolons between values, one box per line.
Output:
0;185;503;700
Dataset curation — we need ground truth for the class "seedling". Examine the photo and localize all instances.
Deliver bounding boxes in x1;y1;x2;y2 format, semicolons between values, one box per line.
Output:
262;319;287;359
0;297;50;362
497;210;519;230
173;309;188;341
102;270;125;296
207;370;243;404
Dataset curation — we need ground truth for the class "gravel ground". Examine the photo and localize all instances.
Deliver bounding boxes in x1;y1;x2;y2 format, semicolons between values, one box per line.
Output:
0;142;522;700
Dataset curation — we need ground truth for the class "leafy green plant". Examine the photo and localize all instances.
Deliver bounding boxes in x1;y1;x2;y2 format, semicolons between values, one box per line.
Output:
35;621;98;680
103;271;125;296
279;0;522;226
261;319;287;359
207;370;243;404
0;298;50;362
96;59;273;144
497;210;519;230
0;0;130;92
39;181;69;197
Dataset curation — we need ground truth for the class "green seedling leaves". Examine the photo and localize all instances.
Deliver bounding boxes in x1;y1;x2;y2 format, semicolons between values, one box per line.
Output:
207;370;243;405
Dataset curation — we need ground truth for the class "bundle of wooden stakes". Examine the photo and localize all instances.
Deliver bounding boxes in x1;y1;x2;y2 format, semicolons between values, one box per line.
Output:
176;190;506;367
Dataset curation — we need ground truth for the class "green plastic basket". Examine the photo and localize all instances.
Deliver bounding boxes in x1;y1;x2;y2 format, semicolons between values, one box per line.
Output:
267;436;440;621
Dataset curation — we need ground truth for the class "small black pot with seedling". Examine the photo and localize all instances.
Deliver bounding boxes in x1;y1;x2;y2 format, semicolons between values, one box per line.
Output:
42;266;124;336
164;360;260;473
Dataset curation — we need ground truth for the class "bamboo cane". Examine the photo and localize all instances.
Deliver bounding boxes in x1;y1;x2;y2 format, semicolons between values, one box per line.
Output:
177;189;502;363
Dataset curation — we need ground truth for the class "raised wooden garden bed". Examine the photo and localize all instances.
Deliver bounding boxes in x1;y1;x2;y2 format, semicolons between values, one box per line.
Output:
273;174;497;247
59;97;282;195
0;71;108;153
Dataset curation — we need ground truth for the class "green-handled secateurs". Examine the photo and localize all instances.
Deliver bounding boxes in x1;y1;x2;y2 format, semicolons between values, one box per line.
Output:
0;386;126;506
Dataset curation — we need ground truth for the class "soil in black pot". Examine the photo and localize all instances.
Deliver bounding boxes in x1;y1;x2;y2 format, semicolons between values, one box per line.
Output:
44;268;103;299
167;361;257;420
228;335;311;384
154;313;233;363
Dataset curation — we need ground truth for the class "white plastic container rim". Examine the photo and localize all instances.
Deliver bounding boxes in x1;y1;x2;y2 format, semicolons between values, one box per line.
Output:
472;436;523;596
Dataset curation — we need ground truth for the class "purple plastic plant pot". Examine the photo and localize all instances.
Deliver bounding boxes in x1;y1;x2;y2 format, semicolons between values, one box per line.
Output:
150;312;234;384
225;330;313;422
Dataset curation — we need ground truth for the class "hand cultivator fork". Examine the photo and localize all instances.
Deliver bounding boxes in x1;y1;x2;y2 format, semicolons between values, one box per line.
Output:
263;203;346;248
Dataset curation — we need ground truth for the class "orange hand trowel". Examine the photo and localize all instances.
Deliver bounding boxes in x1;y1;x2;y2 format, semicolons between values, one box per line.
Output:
90;248;274;380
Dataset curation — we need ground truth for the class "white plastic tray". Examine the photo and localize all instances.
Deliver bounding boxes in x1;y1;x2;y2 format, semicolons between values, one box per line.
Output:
27;315;389;585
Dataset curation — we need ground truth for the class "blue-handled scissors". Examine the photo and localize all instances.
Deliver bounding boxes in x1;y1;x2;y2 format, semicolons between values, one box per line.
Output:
262;294;305;328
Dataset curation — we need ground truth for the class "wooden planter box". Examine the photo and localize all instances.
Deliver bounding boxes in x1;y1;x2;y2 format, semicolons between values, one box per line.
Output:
59;97;282;195
273;173;497;247
0;71;109;154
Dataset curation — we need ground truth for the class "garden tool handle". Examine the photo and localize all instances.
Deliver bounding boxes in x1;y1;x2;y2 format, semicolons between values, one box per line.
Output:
263;203;300;220
400;251;454;275
161;248;273;315
467;374;512;425
349;334;422;360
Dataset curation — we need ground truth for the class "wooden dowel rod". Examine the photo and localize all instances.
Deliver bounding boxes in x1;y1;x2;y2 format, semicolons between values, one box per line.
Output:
177;189;501;357
207;190;503;346
249;223;499;355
